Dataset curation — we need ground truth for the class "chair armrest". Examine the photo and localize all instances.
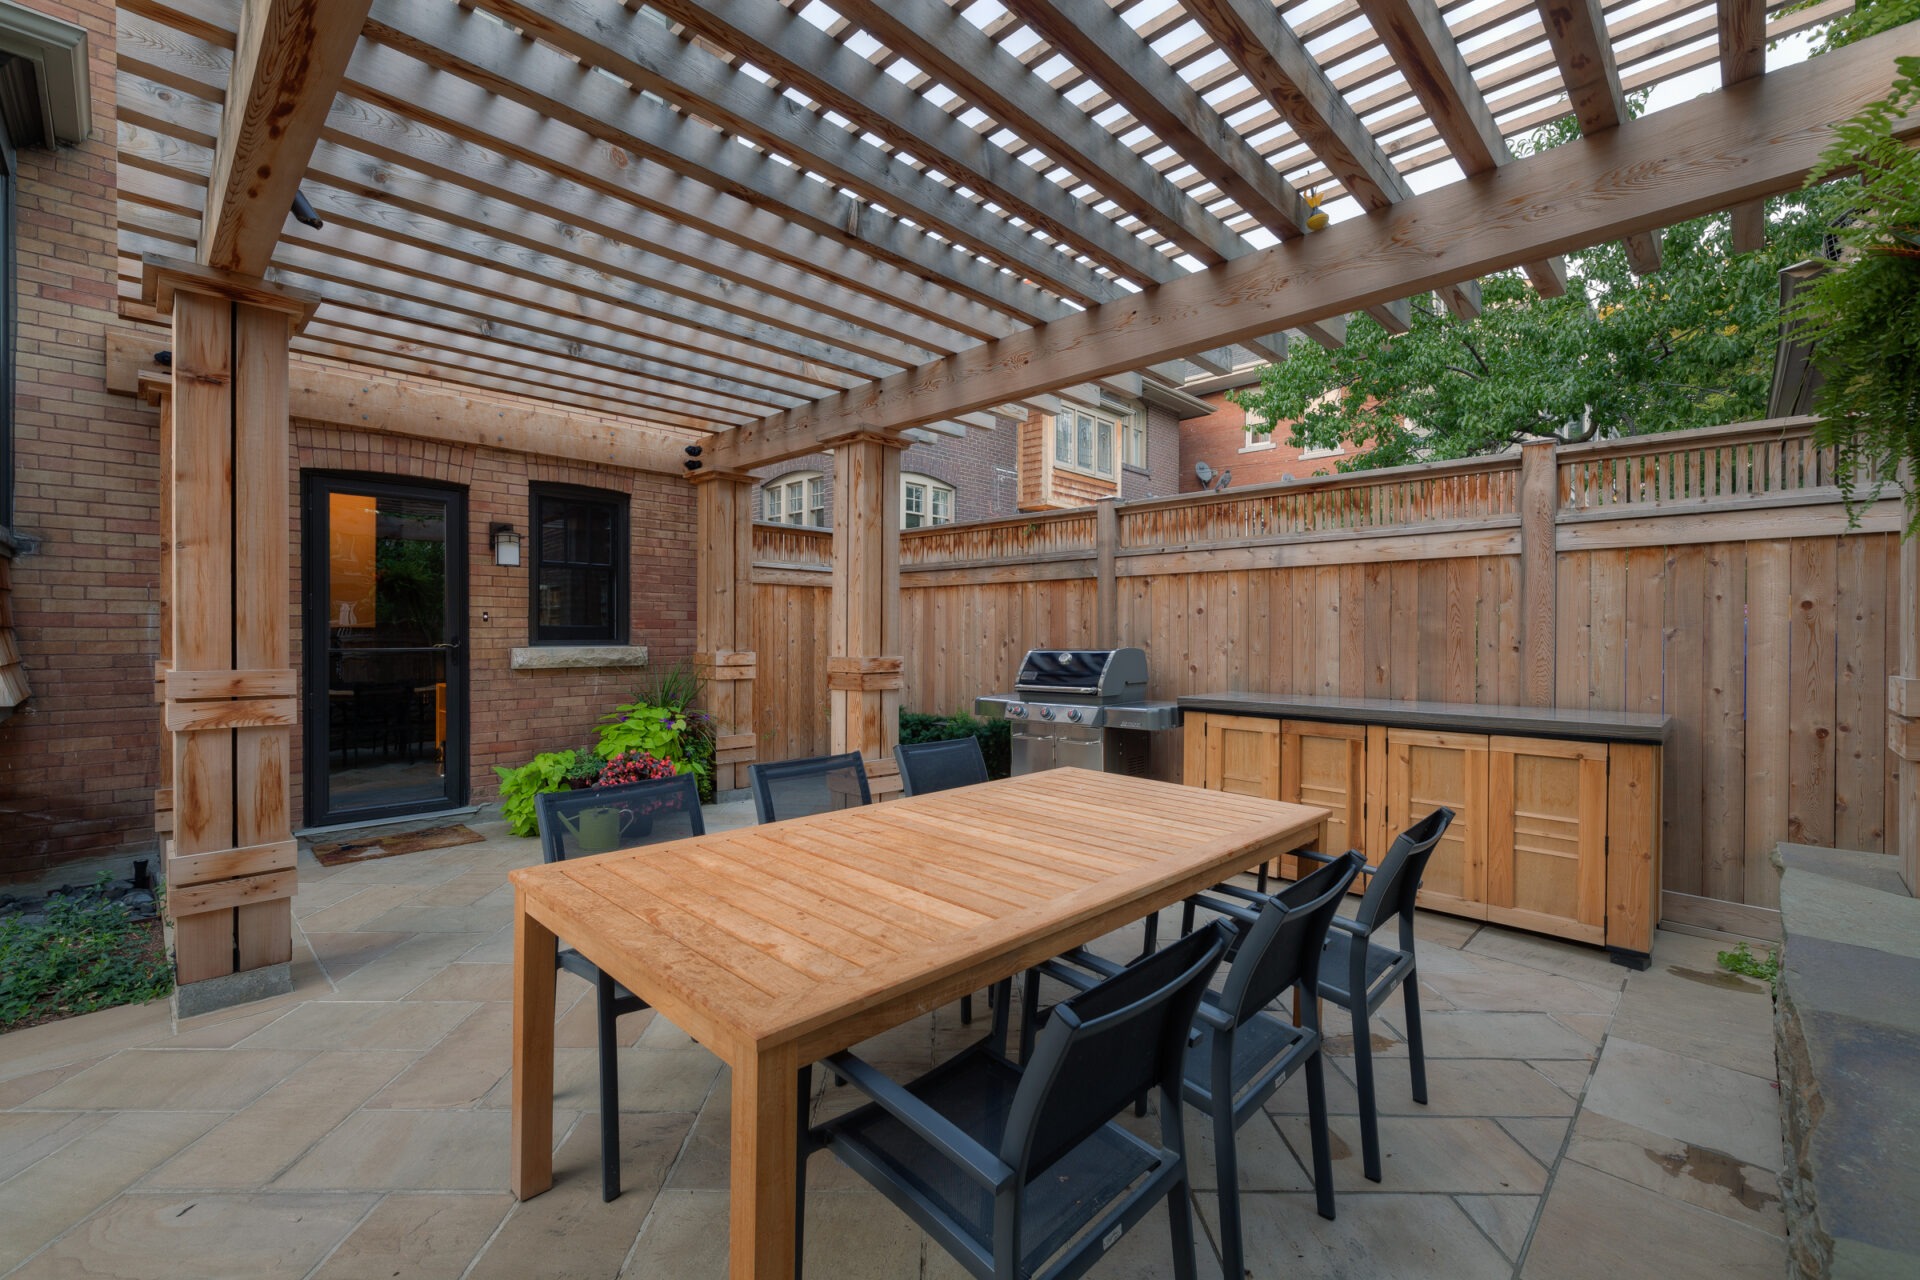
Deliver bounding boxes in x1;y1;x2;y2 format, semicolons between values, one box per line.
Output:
1193;1001;1237;1033
1328;915;1369;937
1185;892;1260;926
1033;957;1102;994
1207;882;1270;905
824;1052;1016;1193
1049;948;1126;981
1296;847;1382;876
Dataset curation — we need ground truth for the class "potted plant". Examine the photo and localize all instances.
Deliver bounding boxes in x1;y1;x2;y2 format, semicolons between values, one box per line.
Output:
553;751;679;851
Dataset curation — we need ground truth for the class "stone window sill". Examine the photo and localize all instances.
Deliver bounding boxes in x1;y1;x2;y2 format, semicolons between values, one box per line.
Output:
510;645;649;671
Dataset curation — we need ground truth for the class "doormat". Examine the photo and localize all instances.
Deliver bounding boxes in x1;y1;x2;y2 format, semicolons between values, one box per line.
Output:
309;824;484;867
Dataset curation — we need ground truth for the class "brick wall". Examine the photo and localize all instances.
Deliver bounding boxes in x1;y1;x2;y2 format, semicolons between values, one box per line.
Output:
287;425;696;826
0;0;160;881
1178;392;1358;491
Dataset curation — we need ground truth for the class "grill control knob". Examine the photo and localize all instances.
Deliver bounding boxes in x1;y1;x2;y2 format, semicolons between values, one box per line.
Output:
1040;707;1055;721
1067;708;1083;723
1008;704;1025;718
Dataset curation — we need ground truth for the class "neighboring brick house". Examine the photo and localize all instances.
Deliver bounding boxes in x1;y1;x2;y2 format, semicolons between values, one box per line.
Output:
752;399;1193;529
1177;364;1367;491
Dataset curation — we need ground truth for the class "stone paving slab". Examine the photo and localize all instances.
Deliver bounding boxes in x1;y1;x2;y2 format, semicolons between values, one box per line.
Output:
0;813;1789;1278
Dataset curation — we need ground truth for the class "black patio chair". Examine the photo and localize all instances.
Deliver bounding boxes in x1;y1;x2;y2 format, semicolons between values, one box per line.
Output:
804;918;1233;1280
1295;807;1455;1183
1039;851;1363;1278
894;736;989;796
748;751;871;823
534;773;704;1202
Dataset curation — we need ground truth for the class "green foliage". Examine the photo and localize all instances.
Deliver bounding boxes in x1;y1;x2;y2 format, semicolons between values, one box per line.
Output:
1793;54;1920;536
1237;96;1848;468
619;661;717;801
493;749;582;837
899;710;1012;779
1718;940;1782;990
1791;0;1920;54
563;750;603;787
0;876;173;1031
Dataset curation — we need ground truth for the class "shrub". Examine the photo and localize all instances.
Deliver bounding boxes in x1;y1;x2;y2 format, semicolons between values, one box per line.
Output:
0;876;173;1031
899;710;1012;779
494;749;581;837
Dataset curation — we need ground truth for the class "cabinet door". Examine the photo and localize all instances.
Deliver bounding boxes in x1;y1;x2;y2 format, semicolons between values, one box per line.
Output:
1485;737;1608;943
1279;720;1366;884
1204;714;1282;797
1384;729;1488;920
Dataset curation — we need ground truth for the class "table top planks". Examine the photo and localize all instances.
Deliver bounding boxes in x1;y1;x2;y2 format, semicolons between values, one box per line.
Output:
510;768;1326;1061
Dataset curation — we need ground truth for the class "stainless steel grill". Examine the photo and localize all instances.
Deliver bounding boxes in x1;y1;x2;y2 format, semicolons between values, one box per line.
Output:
974;647;1181;776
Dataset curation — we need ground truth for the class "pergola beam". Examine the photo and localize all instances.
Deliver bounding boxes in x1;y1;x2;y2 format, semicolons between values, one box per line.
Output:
1536;0;1663;274
199;0;373;273
704;27;1918;470
1356;0;1572;296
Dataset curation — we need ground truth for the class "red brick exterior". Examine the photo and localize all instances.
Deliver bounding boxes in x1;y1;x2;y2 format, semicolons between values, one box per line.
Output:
1179;392;1361;490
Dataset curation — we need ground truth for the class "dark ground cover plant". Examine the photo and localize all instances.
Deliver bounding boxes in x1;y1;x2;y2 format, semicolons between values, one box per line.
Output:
0;874;173;1033
900;710;1012;779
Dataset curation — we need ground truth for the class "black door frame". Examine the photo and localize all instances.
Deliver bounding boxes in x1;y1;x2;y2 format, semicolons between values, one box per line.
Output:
301;471;469;828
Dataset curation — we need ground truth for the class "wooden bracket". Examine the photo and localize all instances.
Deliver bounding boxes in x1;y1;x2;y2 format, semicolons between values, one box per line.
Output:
1892;715;1920;764
167;868;297;919
827;656;905;692
140;254;321;326
167;838;297;889
1890;676;1920;719
166;696;298;733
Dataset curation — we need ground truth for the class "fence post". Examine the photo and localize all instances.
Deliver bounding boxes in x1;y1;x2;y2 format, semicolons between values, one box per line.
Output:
1894;515;1918;896
1095;498;1119;648
1519;439;1559;707
692;469;759;793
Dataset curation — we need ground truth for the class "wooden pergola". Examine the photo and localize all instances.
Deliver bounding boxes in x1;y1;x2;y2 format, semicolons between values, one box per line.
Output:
119;2;1917;1257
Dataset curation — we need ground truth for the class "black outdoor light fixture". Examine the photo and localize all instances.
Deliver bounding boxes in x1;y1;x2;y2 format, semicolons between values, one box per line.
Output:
683;443;703;473
490;523;521;567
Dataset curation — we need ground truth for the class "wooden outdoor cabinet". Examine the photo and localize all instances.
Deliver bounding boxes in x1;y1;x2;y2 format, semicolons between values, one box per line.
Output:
1181;698;1666;966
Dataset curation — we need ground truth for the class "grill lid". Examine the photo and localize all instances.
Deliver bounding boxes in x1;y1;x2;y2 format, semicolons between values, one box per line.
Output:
1012;647;1149;700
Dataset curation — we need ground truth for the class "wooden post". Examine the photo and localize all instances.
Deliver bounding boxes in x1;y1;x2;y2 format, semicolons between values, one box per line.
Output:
827;433;906;794
693;469;758;792
1519;439;1559;707
1095;497;1119;648
147;258;313;1001
142;375;174;840
1894;521;1919;895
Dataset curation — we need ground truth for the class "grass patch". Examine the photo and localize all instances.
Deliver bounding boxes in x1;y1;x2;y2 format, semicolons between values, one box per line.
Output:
0;875;173;1033
1716;940;1781;991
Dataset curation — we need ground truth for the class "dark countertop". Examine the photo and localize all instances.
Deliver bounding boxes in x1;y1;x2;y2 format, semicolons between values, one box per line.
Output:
1176;692;1671;745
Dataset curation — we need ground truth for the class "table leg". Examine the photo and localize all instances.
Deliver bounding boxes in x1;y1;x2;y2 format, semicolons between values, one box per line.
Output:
511;896;557;1200
731;1041;801;1280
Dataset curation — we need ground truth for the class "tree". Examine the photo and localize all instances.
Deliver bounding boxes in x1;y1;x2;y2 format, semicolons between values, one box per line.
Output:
1237;123;1846;470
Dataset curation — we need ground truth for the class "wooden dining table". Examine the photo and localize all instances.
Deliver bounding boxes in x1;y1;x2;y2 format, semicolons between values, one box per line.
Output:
509;767;1328;1279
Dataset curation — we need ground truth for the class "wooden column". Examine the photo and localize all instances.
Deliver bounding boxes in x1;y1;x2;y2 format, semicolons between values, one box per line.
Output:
143;374;174;841
1894;523;1919;895
148;258;314;993
827;433;906;794
1519;439;1559;707
692;469;758;792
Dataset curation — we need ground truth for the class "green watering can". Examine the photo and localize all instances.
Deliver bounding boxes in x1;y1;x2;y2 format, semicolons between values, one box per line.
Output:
553;804;648;853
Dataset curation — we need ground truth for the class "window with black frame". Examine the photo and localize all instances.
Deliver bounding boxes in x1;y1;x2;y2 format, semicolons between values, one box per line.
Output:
529;485;628;645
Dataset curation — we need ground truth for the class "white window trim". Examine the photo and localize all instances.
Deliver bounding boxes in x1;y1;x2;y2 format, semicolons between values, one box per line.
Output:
901;472;956;529
1121;409;1149;470
763;471;826;527
1241;411;1276;453
1052;409;1121;479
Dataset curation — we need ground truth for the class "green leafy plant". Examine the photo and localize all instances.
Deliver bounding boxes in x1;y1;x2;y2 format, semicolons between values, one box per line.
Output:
602;661;718;800
0;875;173;1032
494;749;582;837
563;749;603;788
899;710;1012;779
1717;940;1782;990
1792;52;1920;536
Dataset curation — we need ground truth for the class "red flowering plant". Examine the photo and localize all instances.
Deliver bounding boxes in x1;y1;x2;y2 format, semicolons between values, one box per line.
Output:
591;750;683;821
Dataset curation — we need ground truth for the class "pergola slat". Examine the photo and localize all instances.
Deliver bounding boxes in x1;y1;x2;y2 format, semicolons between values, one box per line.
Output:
1719;0;1769;252
1355;0;1572;296
705;27;1919;469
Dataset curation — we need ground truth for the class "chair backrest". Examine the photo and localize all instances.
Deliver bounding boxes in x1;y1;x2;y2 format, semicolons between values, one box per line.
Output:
1215;851;1363;1029
748;752;871;824
534;774;705;863
893;737;989;797
1352;807;1456;934
1002;919;1231;1181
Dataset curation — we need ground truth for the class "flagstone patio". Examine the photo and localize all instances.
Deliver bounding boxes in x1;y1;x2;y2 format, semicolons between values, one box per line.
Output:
0;810;1788;1279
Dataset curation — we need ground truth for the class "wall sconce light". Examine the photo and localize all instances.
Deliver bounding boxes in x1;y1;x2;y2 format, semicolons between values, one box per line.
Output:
490;523;521;567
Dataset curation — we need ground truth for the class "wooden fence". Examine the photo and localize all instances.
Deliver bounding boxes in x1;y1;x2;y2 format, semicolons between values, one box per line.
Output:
751;417;1906;935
